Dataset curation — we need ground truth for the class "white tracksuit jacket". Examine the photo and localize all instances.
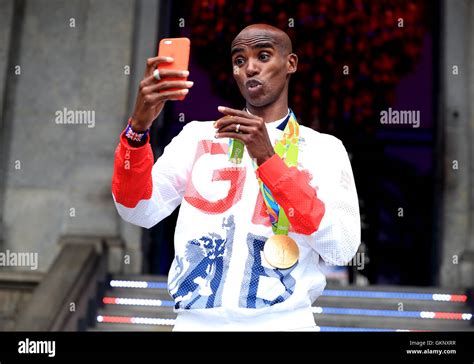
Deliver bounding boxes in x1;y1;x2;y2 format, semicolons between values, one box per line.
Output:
112;112;360;330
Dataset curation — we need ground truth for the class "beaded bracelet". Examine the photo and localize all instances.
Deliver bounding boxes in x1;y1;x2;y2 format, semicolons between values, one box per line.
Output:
124;120;149;142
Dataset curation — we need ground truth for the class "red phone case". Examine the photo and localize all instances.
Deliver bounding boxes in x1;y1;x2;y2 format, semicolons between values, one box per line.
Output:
157;37;190;100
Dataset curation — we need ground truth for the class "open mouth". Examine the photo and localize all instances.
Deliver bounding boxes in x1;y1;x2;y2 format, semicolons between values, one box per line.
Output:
245;78;263;91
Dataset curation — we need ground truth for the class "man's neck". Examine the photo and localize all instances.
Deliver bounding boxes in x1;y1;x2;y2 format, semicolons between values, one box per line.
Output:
246;102;289;123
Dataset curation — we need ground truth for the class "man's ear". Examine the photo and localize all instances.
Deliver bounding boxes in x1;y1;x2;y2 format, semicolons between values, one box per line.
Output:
287;53;298;74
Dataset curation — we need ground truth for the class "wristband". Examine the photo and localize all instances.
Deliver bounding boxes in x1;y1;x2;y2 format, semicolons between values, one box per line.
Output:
124;119;149;142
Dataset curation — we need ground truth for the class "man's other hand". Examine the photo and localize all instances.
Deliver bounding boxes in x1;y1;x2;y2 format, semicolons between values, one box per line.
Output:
214;106;275;166
130;56;193;131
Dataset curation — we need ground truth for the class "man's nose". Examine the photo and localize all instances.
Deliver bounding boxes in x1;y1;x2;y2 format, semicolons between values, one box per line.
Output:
245;59;260;77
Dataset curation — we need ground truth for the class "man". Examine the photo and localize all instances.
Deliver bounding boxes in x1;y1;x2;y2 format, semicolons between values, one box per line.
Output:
112;24;360;330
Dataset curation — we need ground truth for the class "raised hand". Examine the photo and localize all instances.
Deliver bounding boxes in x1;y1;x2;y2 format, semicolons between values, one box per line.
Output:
130;56;193;131
214;106;275;166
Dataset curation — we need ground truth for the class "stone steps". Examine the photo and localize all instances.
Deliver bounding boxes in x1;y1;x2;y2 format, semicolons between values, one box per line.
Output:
87;275;473;332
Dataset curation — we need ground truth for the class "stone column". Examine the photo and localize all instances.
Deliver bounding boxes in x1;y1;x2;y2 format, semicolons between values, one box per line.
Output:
0;0;16;248
439;0;474;287
1;0;136;272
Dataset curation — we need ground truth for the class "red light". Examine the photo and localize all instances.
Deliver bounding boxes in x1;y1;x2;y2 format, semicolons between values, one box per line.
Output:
102;297;116;304
100;315;132;324
434;312;463;320
450;295;467;302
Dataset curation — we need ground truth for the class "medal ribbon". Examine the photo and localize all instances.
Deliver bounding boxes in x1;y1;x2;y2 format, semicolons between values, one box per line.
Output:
258;110;299;234
227;110;300;235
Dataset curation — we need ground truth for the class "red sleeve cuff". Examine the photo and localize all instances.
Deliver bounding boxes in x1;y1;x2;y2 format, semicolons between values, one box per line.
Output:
112;128;154;208
255;154;288;188
255;153;325;235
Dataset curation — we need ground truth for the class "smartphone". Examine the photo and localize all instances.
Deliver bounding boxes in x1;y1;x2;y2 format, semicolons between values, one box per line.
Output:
157;37;190;100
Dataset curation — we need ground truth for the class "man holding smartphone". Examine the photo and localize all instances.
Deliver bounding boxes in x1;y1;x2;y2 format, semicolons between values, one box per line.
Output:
112;24;360;330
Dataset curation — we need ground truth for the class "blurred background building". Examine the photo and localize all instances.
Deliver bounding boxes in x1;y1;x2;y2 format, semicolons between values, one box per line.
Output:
0;0;473;331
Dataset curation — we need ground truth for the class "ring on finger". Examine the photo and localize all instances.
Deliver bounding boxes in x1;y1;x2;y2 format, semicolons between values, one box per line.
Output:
235;123;241;133
153;69;161;81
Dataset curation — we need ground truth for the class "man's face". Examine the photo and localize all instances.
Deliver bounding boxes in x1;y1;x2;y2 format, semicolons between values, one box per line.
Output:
231;29;291;108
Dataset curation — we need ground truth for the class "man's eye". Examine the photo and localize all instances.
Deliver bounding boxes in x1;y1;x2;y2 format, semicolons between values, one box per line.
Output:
259;53;270;61
234;57;245;66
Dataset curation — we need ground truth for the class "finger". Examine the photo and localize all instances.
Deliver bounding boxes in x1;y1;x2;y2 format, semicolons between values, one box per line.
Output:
158;69;190;78
143;89;189;104
140;75;159;89
214;115;232;128
145;56;174;76
217;106;257;119
144;80;194;93
140;71;191;90
217;123;251;134
215;131;247;143
214;115;255;129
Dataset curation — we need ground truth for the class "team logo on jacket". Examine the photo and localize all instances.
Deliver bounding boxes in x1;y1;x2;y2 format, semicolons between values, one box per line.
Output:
240;233;296;308
168;215;235;309
184;140;246;214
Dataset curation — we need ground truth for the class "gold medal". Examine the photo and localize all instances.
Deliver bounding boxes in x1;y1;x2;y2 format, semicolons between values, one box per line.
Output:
263;234;299;269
